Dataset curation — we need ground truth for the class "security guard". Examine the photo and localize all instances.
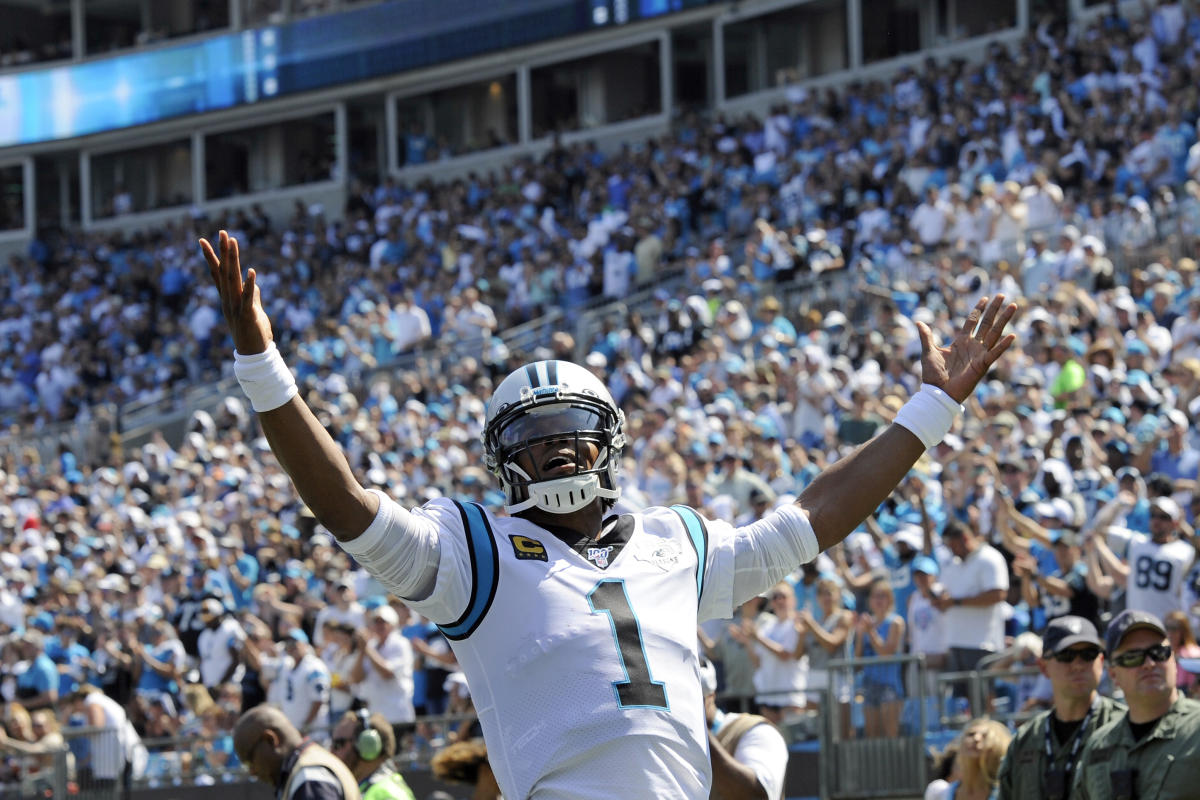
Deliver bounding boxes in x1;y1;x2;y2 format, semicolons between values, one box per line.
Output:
1074;610;1200;799
996;616;1122;800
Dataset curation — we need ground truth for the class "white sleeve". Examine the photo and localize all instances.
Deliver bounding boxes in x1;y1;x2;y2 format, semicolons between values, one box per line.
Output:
924;780;952;800
339;492;475;626
984;548;1009;592
380;636;411;672
338;490;444;602
733;723;789;800
1105;526;1136;557
701;503;819;621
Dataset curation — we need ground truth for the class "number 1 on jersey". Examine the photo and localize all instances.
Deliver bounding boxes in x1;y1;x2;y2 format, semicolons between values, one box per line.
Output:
588;579;669;710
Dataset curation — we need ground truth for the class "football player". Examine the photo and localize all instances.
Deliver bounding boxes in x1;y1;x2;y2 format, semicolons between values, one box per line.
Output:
201;230;1016;799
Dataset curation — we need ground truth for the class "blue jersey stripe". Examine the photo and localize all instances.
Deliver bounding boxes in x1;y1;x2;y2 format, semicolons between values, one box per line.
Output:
438;501;500;640
670;505;708;604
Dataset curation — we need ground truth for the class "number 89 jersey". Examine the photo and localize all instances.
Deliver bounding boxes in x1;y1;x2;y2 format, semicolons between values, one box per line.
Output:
1123;534;1194;623
406;498;727;800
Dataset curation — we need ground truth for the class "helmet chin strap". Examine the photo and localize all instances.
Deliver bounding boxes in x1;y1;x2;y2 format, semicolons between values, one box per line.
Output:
504;452;617;515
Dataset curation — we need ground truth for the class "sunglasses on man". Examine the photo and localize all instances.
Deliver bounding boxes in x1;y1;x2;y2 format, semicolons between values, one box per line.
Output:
1111;643;1172;669
1050;646;1101;664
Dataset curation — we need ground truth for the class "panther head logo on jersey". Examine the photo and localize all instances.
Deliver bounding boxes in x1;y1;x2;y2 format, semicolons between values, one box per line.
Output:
637;539;682;571
586;546;614;568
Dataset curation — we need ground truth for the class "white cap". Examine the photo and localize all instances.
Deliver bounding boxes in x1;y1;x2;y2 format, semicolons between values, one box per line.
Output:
371;606;400;626
894;524;924;551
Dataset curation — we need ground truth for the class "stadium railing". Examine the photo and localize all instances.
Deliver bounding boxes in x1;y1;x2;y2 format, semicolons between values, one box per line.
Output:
0;743;69;799
8;659;1078;798
33;711;478;792
720;655;1052;798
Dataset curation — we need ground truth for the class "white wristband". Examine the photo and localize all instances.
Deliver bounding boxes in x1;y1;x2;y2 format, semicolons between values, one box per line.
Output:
234;341;298;413
892;383;963;449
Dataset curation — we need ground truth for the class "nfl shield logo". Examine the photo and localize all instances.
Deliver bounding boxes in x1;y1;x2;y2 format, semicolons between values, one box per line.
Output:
586;546;614;568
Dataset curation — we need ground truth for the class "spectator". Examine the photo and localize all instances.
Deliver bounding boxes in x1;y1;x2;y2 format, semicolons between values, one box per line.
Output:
909;186;952;251
197;598;246;691
855;577;906;738
907;555;947;697
926;718;1011;800
924;740;959;800
1163;610;1200;694
45;617;93;697
191;704;238;776
213;681;244;730
132;621;186;708
275;629;331;735
349;606;415;743
747;582;808;726
12;631;57;711
0;706;69;795
697;597;763;714
406;615;457;718
171;568;226;660
444;287;497;343
799;578;853;720
709;450;776;519
933;520;1010;681
62;684;147;796
313;578;366;649
1089;495;1194;622
323;621;361;723
429;738;501;800
997;492;1100;630
837;389;884;447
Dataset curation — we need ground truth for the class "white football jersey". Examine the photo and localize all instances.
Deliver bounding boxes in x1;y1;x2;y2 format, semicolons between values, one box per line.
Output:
1122;535;1194;622
278;653;331;733
357;495;817;800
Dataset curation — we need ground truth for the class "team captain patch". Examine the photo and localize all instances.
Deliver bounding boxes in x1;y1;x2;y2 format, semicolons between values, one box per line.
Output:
510;535;547;561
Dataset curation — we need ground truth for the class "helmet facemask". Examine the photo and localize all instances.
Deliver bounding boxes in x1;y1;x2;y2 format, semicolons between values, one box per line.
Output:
485;398;625;515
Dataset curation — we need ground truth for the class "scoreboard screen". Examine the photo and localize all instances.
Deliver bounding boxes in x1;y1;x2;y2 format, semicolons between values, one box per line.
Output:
0;0;720;149
587;0;717;26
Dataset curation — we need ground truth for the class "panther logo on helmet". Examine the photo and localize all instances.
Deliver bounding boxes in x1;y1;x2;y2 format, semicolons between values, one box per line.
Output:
483;360;625;515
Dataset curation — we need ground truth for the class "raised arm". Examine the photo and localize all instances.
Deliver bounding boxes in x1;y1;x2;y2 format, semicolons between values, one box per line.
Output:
200;231;378;540
1083;537;1117;599
799;295;1017;551
1089;530;1130;586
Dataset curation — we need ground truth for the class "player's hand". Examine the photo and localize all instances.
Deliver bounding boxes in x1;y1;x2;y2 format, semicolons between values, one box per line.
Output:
917;295;1018;403
199;230;273;356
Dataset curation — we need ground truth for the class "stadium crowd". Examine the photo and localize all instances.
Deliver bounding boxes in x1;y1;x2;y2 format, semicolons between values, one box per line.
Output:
4;0;1200;794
